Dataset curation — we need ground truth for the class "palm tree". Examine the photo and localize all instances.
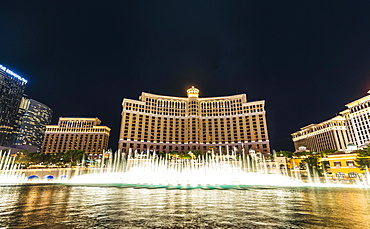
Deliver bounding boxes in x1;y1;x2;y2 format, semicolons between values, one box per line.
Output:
355;146;370;170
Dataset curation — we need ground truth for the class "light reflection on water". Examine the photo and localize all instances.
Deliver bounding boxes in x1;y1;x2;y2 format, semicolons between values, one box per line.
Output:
0;185;370;228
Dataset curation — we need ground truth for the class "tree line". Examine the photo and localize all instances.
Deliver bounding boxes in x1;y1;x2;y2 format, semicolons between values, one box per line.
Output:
11;145;370;171
15;150;87;168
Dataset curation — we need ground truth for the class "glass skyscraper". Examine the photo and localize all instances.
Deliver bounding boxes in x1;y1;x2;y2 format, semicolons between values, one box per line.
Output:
0;64;27;146
13;96;53;151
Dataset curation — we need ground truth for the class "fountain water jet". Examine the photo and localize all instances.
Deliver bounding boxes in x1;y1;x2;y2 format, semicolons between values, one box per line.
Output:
0;150;27;184
1;149;369;189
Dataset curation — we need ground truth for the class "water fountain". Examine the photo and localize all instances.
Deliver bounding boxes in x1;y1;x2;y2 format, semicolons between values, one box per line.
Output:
1;149;369;189
0;150;27;184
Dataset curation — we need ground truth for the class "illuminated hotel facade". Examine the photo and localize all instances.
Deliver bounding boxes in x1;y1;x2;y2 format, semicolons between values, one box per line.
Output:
292;90;370;152
340;90;370;147
42;117;110;155
119;87;270;154
291;116;350;152
0;64;27;146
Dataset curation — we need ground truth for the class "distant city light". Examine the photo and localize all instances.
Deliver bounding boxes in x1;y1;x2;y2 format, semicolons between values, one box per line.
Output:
0;64;28;83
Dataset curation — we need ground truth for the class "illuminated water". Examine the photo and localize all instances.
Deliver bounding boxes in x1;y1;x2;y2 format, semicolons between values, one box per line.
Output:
2;150;370;228
0;185;370;228
1;149;370;188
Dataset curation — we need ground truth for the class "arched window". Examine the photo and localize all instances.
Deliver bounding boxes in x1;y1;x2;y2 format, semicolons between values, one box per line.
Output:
336;172;345;178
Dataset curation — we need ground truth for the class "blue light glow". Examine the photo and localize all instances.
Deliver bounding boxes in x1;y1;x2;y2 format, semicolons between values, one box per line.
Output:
0;64;28;83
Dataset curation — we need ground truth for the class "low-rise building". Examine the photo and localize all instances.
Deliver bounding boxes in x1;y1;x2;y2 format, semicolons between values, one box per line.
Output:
327;144;366;179
327;152;363;178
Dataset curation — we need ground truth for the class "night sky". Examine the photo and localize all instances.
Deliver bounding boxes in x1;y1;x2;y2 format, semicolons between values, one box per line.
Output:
1;1;369;151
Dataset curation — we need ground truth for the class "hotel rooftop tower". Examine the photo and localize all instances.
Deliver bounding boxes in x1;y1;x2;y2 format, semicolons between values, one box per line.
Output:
119;86;270;154
0;64;27;146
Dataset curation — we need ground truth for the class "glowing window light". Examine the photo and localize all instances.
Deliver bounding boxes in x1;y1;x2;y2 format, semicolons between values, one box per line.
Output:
0;64;28;83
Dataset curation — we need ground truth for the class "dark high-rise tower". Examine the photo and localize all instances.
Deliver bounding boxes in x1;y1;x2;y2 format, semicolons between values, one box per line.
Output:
13;96;53;151
0;64;27;146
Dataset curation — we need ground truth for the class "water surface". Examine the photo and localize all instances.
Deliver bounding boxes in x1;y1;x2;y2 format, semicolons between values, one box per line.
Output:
0;185;370;228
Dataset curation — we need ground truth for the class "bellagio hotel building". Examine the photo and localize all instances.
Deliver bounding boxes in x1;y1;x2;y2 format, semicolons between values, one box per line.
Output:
119;87;270;154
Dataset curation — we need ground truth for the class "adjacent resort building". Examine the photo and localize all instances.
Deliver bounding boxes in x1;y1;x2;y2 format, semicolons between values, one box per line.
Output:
41;117;110;156
291;116;350;153
291;91;370;179
119;86;270;154
292;90;370;152
340;91;370;148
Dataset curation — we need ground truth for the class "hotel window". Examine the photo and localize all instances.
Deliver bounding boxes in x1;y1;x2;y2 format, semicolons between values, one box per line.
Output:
346;161;354;167
334;161;342;167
